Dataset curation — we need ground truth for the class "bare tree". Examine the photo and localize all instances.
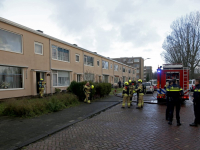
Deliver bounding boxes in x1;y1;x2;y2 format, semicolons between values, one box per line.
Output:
161;11;200;78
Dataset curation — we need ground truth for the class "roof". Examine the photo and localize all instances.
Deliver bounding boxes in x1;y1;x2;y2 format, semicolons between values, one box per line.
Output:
0;17;135;70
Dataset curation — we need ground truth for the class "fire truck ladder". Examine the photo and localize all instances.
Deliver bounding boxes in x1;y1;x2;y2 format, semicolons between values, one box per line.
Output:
183;67;189;96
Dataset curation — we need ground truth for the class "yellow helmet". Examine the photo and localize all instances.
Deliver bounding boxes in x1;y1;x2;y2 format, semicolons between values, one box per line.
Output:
129;79;132;83
138;79;142;83
40;78;44;81
124;82;129;86
91;85;94;89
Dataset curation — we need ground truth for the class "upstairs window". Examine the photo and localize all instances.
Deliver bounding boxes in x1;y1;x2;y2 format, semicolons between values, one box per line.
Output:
34;42;43;55
129;69;131;73
134;59;139;62
84;55;94;66
0;28;22;53
52;45;69;62
110;64;112;69
114;64;118;71
123;67;125;72
76;54;80;62
97;60;100;66
102;60;109;69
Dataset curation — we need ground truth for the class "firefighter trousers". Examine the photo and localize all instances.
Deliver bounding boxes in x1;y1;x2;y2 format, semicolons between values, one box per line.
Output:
39;88;44;97
138;95;144;108
84;92;91;104
122;96;130;108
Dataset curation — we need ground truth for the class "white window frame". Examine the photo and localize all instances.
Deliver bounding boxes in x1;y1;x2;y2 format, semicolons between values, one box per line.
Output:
97;60;100;67
134;59;140;62
51;45;70;63
0;66;24;91
34;42;43;55
84;55;94;67
52;70;70;87
75;54;80;62
102;60;109;69
0;28;23;54
114;64;118;71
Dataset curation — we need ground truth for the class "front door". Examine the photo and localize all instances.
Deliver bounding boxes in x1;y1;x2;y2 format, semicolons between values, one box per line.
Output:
36;72;45;94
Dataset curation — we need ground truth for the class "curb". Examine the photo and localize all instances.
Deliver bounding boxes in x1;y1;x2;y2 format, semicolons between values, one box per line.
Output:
13;101;121;150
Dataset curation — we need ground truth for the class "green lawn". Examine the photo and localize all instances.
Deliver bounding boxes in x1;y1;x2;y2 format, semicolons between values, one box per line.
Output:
110;87;123;95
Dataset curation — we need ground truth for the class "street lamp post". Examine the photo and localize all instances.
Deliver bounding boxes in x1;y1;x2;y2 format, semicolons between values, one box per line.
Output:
144;58;151;81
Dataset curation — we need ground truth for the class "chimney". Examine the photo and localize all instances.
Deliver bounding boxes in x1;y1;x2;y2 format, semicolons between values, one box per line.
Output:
73;44;78;46
36;30;43;33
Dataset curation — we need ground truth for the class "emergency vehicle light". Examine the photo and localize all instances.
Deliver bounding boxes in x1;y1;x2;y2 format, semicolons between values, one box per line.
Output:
157;69;161;73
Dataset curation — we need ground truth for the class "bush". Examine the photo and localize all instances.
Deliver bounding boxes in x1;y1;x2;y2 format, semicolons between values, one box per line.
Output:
2;93;79;118
55;88;61;93
67;81;111;101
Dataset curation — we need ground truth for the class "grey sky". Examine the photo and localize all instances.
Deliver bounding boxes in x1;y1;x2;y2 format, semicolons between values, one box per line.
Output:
0;0;200;71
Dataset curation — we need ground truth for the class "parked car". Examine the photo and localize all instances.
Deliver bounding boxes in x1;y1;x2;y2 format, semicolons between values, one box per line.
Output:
143;82;154;94
189;79;195;92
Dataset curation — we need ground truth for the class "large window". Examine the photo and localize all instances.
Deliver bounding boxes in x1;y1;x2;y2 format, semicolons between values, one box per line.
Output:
134;64;140;68
137;70;140;73
102;60;109;69
114;64;118;71
127;59;133;63
53;70;70;87
35;42;43;55
0;66;23;89
114;77;119;83
123;67;125;72
52;45;69;62
128;69;131;73
84;73;94;81
0;28;22;53
84;55;94;66
102;75;109;83
134;59;139;62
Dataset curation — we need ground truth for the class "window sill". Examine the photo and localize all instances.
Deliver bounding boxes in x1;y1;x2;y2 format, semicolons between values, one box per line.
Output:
0;88;24;91
35;52;43;55
0;49;23;55
52;59;70;63
84;65;94;67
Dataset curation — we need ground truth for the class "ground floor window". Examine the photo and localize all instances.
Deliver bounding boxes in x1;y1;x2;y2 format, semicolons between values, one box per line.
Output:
123;76;126;83
77;74;81;82
84;73;94;81
114;77;119;83
0;66;23;89
103;75;109;83
52;70;70;86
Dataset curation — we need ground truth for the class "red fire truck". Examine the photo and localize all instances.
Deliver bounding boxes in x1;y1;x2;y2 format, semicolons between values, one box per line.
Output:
157;64;189;101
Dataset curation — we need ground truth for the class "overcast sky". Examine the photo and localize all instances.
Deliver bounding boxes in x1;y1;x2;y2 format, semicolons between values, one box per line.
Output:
0;0;200;71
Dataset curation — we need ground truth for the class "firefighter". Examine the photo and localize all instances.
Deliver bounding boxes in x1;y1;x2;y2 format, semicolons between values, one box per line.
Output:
128;80;134;106
135;79;144;109
38;78;46;98
84;82;94;104
190;78;200;127
166;79;184;126
122;82;130;108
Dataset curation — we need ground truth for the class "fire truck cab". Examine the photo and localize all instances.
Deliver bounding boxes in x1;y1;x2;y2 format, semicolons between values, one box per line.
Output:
157;64;189;101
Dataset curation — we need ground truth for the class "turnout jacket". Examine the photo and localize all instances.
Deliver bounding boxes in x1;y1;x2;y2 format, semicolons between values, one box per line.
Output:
123;86;129;97
84;85;91;93
193;84;200;103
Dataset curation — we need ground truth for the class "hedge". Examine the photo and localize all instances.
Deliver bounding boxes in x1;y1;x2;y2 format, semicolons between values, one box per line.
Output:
67;81;112;101
2;93;79;118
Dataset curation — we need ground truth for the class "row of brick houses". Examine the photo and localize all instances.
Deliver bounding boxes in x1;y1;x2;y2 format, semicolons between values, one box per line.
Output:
0;17;136;99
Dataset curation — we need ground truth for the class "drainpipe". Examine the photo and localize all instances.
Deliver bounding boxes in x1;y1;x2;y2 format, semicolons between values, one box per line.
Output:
83;51;84;81
49;39;52;95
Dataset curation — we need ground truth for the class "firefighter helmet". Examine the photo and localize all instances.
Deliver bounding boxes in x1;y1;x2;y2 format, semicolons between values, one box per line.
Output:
129;80;132;83
138;79;142;83
124;82;129;86
91;85;94;89
40;78;44;81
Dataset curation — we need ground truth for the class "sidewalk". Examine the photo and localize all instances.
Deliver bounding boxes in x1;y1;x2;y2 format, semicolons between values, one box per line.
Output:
0;95;122;150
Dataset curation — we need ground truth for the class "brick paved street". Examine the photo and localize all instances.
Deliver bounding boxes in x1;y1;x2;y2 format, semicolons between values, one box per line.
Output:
25;96;200;150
